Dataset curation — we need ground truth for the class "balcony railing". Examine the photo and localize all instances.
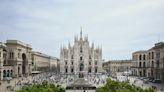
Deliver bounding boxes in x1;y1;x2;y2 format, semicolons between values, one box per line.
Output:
131;66;148;68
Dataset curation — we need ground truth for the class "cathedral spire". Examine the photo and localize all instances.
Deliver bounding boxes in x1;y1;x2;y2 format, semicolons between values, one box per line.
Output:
92;42;94;49
60;46;63;56
68;41;71;48
80;27;83;40
85;34;88;42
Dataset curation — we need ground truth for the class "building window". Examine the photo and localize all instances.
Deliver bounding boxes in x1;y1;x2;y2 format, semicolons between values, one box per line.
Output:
71;55;74;59
3;70;6;77
95;67;97;73
139;62;142;67
88;68;91;73
3;53;6;59
89;55;91;59
143;55;146;60
156;53;160;59
139;71;142;77
152;52;154;59
10;70;13;77
7;70;10;77
139;54;142;60
32;62;34;65
80;57;83;60
135;55;137;60
151;70;154;76
95;61;97;65
71;61;74;65
18;52;20;58
149;53;150;59
80;46;83;53
152;61;154;67
10;52;14;59
89;61;91;65
10;52;11;58
4;60;6;65
0;52;1;57
65;61;67;65
71;68;74;73
157;60;160;68
65;68;68;73
143;62;145;67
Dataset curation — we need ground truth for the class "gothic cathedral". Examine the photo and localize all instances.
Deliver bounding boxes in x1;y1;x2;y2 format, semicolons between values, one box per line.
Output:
60;30;103;75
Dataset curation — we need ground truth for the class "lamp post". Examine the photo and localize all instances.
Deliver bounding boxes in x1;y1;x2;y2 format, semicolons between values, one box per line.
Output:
126;67;129;82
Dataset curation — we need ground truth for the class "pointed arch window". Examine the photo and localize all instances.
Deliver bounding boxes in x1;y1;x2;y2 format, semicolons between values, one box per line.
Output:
89;55;92;59
71;61;74;65
71;55;74;59
65;60;67;65
80;46;83;53
95;61;97;65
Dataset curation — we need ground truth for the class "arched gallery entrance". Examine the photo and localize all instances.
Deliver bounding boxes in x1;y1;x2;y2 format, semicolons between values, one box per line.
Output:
22;53;26;75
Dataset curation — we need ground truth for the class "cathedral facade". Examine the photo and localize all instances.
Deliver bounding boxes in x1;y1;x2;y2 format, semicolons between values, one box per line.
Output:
60;31;103;74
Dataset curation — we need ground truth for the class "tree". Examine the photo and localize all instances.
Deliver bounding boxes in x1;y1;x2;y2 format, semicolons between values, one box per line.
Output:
96;78;155;92
16;80;65;92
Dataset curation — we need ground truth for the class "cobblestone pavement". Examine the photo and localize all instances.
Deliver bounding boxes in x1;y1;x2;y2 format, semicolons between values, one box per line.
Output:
0;78;17;92
0;76;31;92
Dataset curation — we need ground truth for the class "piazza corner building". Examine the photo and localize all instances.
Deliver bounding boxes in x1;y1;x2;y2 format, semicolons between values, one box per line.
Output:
0;40;59;81
60;31;103;76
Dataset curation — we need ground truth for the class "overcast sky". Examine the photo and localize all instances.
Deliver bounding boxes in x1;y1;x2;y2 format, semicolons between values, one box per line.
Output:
0;0;164;60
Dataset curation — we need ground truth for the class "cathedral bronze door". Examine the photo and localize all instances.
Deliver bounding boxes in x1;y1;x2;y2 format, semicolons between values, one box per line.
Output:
79;63;84;78
80;63;84;71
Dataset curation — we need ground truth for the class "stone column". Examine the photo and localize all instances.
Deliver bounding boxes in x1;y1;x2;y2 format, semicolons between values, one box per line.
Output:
0;49;3;80
14;65;18;78
19;65;22;77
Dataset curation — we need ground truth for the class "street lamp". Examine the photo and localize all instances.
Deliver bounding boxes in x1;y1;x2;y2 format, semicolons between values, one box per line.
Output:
126;67;129;82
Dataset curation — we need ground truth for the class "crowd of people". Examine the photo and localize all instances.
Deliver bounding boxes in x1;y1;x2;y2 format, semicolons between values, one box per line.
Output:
15;72;108;89
5;72;164;92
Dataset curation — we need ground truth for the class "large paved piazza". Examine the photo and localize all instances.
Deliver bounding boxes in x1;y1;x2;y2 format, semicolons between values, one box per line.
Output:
0;72;107;92
0;72;164;92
